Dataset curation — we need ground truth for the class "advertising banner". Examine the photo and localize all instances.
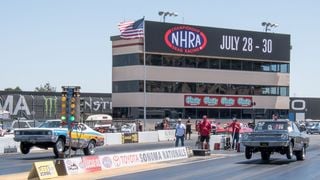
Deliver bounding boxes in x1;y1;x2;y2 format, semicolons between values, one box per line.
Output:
122;133;138;144
62;156;101;175
59;147;188;175
145;21;290;61
0;93;111;120
184;95;253;107
290;98;320;120
99;147;188;170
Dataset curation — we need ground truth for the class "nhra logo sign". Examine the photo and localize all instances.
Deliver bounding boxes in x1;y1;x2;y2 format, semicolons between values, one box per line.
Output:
164;26;207;53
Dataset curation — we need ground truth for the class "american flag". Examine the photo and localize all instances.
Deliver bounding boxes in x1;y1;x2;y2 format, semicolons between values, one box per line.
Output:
118;18;144;39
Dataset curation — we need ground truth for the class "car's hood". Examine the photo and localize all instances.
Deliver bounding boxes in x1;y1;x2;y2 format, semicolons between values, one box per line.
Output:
121;128;131;130
14;127;67;131
251;130;288;135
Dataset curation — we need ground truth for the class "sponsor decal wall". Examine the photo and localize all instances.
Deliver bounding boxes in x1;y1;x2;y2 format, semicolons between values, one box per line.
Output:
184;95;253;107
145;21;290;61
64;156;102;175
99;147;188;170
60;147;188;175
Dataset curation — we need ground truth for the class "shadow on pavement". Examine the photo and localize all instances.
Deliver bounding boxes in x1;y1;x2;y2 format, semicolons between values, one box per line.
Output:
236;158;296;165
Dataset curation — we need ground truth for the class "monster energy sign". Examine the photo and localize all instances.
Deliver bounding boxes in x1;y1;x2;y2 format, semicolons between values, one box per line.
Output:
43;97;58;118
0;93;111;120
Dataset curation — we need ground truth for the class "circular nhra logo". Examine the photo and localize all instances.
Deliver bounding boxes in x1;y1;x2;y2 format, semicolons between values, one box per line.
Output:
102;157;113;168
164;26;207;53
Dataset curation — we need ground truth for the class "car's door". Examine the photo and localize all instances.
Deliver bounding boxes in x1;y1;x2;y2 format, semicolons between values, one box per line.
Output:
292;122;303;150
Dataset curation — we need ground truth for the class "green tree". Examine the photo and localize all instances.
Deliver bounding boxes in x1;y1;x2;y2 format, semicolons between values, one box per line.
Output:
4;86;22;91
35;82;56;92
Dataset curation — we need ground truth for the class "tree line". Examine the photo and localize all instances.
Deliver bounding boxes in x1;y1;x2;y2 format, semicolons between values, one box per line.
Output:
3;82;56;92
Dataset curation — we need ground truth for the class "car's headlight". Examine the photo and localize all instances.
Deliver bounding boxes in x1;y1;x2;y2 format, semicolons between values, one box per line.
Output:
15;131;20;135
281;134;289;140
47;131;52;135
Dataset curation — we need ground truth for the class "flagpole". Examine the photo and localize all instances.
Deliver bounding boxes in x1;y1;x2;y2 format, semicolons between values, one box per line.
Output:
143;18;146;131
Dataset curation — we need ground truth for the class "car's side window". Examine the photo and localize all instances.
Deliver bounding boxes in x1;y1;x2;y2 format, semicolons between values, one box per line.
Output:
292;123;300;133
75;124;86;131
13;122;28;128
80;125;86;131
287;122;292;132
13;122;18;128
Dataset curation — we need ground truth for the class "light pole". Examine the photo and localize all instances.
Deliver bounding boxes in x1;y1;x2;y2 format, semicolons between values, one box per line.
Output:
252;101;256;126
31;95;35;127
261;22;278;32
158;11;178;22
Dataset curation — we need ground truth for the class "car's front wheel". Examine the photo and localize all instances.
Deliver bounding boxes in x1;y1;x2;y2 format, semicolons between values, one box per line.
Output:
20;142;31;154
286;141;294;159
53;138;65;158
296;145;306;161
245;147;252;159
83;140;96;155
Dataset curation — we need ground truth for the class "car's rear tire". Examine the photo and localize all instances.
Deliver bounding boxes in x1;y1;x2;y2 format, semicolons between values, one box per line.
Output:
261;151;270;161
286;141;294;159
245;147;252;159
20;142;31;154
54;138;65;158
296;145;306;161
83;140;96;155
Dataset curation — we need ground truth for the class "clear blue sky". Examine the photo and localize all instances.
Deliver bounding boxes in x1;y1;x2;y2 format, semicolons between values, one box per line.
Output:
0;0;319;97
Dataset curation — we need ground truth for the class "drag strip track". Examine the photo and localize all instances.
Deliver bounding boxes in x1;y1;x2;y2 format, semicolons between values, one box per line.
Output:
101;136;320;180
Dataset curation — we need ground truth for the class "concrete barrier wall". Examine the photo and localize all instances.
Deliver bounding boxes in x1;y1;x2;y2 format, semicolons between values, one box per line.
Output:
104;133;122;145
158;130;175;141
0;135;19;154
0;130;181;154
209;135;223;151
138;131;158;143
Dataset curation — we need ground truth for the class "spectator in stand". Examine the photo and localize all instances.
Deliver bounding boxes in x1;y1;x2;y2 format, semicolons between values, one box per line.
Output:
248;121;255;129
160;119;164;130
160;118;169;130
185;117;192;140
199;115;212;150
175;119;186;147
164;118;170;129
229;118;241;150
